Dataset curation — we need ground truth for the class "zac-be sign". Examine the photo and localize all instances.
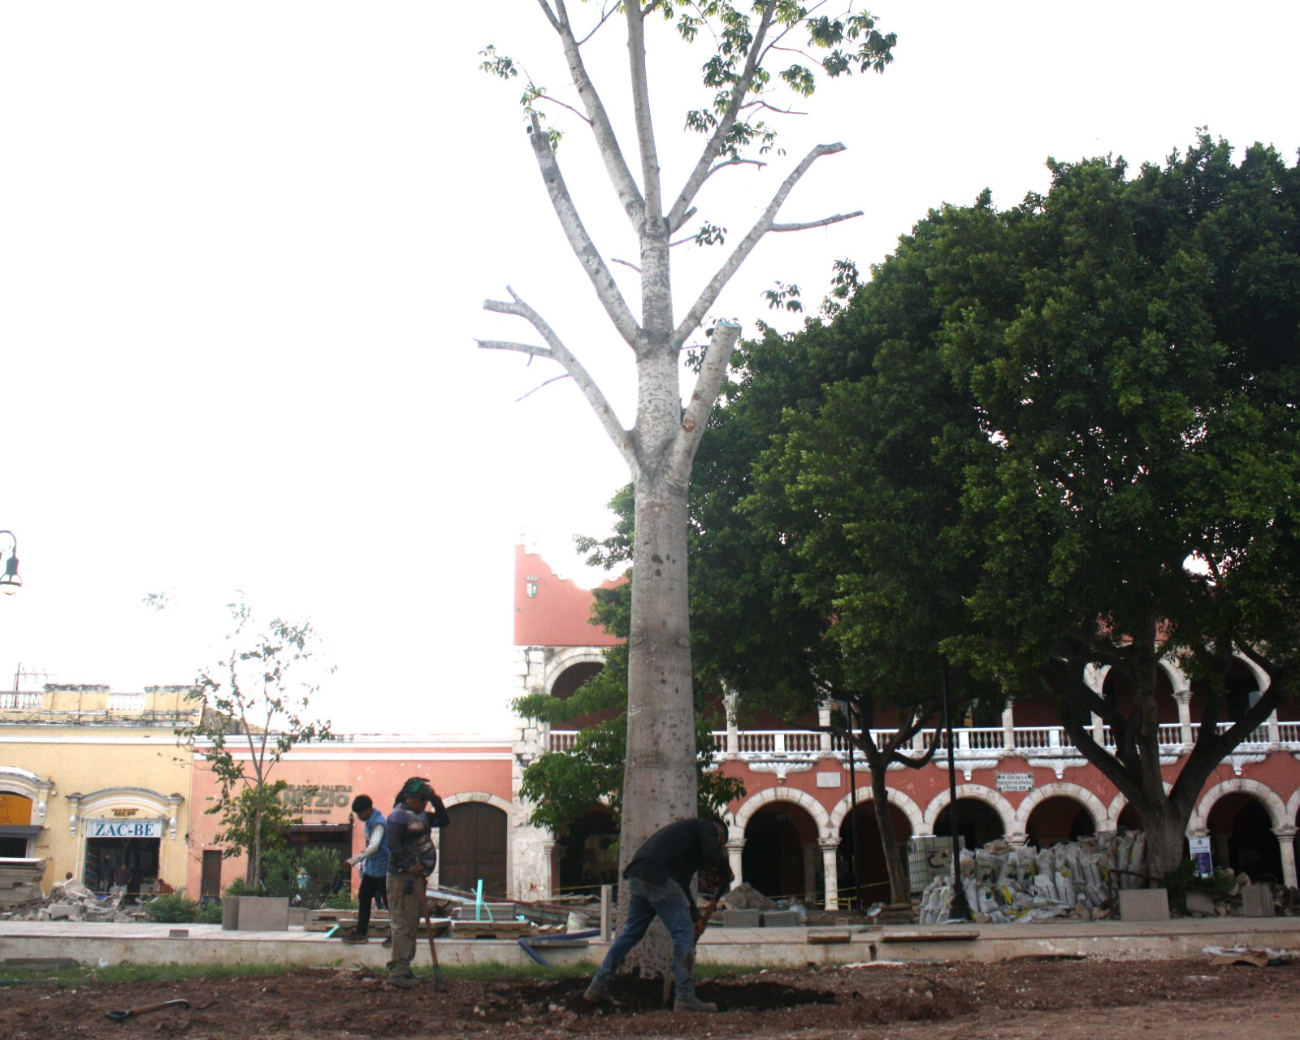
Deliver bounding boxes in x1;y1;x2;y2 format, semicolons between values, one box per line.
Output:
87;819;163;839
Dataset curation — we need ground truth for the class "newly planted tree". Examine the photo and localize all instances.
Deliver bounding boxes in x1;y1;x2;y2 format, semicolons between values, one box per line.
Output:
179;600;335;885
477;3;897;946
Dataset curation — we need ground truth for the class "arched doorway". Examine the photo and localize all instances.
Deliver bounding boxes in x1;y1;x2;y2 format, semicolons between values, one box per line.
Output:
439;802;508;898
1207;794;1282;882
934;798;1005;852
838;801;911;907
556;808;618;897
1025;796;1096;848
742;802;819;902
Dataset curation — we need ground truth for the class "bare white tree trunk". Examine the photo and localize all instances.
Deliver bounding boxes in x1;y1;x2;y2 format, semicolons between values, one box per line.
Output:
479;1;875;976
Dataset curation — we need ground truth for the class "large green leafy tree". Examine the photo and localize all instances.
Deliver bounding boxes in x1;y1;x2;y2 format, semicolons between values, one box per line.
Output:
693;133;1300;894
476;4;897;952
942;135;1300;880
684;240;999;904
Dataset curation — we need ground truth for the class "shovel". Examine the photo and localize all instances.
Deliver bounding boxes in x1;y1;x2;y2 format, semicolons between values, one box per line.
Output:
417;888;448;992
663;895;720;1006
105;998;190;1022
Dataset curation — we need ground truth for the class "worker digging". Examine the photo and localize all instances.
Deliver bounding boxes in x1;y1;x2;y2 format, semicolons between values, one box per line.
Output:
583;816;734;1014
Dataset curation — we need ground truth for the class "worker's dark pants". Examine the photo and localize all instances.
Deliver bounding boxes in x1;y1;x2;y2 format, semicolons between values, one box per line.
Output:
594;877;697;999
385;875;421;980
356;873;387;936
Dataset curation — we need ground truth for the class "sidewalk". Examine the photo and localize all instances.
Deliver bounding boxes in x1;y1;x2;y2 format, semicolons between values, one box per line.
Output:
2;916;1297;970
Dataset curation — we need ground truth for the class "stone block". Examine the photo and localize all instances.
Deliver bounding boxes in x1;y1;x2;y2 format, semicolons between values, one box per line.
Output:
233;896;290;931
722;909;762;928
1118;888;1170;921
221;896;240;931
761;910;801;928
1241;884;1276;918
1185;890;1216;915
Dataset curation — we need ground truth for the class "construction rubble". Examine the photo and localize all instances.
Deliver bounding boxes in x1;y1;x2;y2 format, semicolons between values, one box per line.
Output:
918;832;1300;924
0;875;138;924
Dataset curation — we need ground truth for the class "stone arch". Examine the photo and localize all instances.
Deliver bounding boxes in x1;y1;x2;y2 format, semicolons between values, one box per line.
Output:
1191;777;1287;833
1230;651;1271;696
443;791;513;815
732;786;830;842
539;647;607;697
828;788;925;836
921;784;1016;835
1158;657;1192;696
1103;784;1173;831
1013;783;1107;834
1286;786;1300;825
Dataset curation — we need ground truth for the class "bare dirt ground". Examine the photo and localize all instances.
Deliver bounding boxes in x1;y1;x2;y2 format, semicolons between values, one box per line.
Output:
4;957;1297;1040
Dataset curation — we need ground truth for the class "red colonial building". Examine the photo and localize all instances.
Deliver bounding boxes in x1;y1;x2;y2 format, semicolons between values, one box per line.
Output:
182;543;1300;907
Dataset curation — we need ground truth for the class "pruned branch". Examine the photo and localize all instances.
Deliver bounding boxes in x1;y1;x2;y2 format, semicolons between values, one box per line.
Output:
675;142;852;344
771;211;863;232
526;113;644;351
670;320;741;480
481;287;638;475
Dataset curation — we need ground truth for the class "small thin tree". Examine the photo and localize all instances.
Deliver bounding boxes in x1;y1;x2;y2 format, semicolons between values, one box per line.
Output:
478;3;898;966
179;600;335;886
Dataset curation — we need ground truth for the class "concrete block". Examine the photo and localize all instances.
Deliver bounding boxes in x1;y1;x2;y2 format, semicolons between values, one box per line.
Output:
761;910;801;928
287;907;309;927
221;897;240;931
1118;889;1170;921
1241;884;1276;918
1185;890;1216;915
723;909;762;928
233;896;290;931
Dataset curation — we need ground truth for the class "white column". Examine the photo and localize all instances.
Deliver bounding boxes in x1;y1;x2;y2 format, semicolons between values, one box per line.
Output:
803;843;818;904
818;701;833;755
820;840;840;910
1175;689;1194;750
725;689;740;757
1002;703;1015;755
1274;827;1298;889
726;840;744;889
1267;710;1281;747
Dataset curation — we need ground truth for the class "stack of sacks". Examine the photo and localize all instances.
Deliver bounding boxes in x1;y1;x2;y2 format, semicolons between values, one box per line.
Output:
918;831;1147;924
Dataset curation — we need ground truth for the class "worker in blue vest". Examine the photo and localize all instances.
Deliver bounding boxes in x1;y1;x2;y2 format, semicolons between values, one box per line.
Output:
342;794;390;944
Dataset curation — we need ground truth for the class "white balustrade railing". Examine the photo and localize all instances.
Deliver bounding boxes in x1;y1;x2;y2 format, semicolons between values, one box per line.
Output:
108;693;146;712
549;717;1300;759
0;691;44;710
548;730;579;752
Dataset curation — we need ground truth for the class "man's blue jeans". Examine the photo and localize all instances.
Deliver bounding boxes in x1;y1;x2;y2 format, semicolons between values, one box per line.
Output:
594;877;697;999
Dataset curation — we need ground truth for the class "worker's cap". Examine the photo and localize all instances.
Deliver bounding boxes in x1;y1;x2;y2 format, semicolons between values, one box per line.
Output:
400;776;435;801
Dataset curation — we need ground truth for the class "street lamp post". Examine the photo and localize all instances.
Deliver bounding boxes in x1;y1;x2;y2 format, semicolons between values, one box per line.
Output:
942;662;972;922
0;531;19;595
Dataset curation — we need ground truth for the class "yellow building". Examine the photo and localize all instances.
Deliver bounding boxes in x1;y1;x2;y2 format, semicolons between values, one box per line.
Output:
0;684;199;897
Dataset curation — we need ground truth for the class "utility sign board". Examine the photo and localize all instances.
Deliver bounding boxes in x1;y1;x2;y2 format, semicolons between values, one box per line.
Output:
87;819;163;839
995;772;1034;793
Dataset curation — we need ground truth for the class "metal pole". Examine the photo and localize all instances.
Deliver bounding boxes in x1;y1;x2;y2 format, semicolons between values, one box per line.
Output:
847;702;864;913
942;662;972;922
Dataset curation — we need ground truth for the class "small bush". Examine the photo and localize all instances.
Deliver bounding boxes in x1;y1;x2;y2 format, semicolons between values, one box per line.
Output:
224;878;252;898
198;903;223;924
325;892;358;911
143;891;201;924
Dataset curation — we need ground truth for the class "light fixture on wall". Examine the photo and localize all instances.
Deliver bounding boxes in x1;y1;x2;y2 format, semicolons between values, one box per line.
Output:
0;531;19;595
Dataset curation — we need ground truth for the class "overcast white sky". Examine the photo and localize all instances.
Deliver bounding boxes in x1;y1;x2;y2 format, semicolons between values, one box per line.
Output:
2;2;1296;736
